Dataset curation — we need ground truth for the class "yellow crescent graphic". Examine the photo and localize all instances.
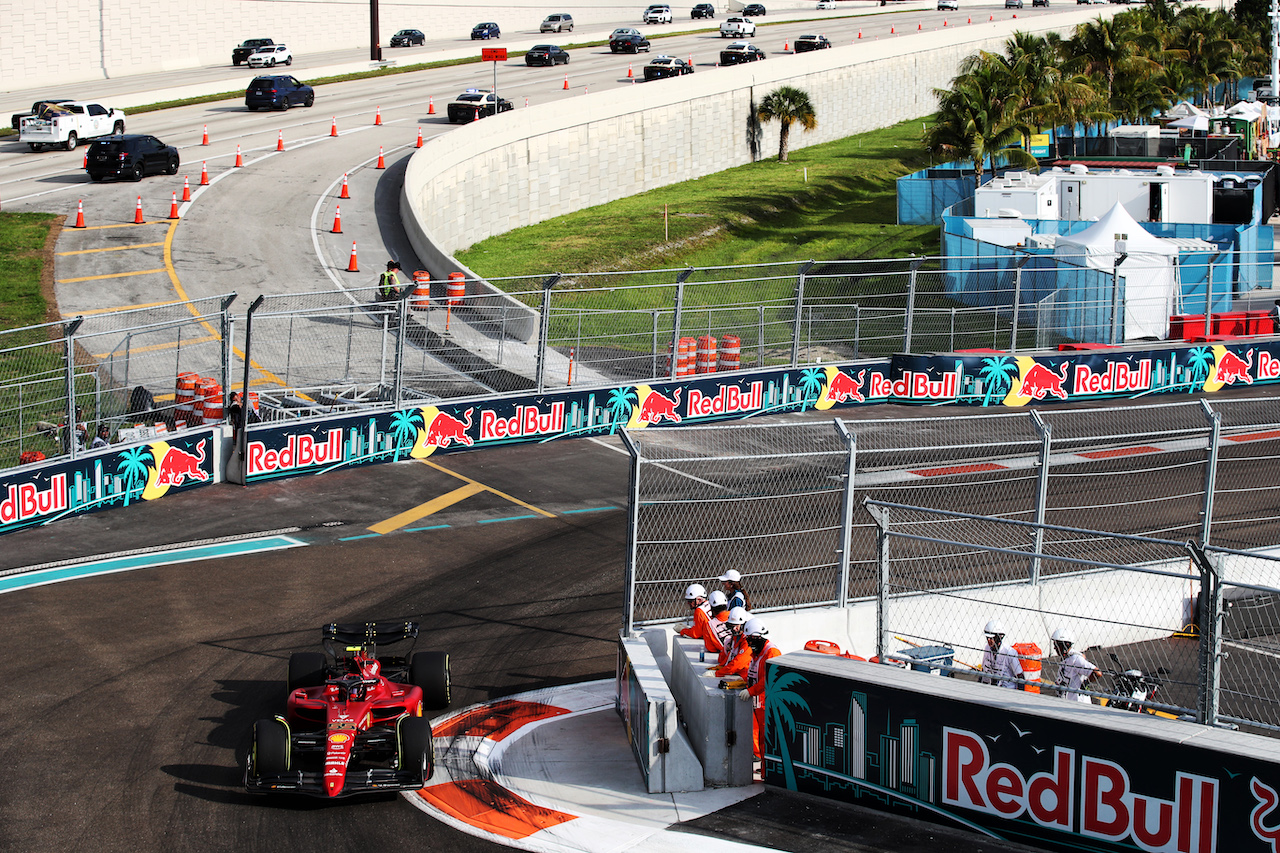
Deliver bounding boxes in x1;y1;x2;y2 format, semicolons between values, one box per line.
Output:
627;385;654;429
139;441;173;501
812;365;842;411
1201;345;1230;393
1001;356;1040;408
409;406;441;459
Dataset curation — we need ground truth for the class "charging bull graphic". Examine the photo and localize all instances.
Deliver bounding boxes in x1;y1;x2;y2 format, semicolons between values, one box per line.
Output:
424;408;474;448
635;388;682;425
827;369;866;404
155;441;209;486
1251;777;1280;852
1214;349;1254;386
1017;362;1070;401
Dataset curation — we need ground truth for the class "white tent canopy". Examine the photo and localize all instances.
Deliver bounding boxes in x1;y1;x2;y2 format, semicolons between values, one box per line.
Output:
1053;204;1180;341
1167;101;1209;118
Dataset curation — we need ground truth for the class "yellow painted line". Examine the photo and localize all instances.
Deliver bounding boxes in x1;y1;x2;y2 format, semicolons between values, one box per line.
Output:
368;460;556;535
58;268;166;283
77;221;168;230
91;334;217;359
367;482;488;535
57;241;165;256
71;299;188;316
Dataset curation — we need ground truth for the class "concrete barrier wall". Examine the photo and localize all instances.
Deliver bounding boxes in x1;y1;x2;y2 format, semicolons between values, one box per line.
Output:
670;635;755;786
615;635;704;793
401;10;1114;263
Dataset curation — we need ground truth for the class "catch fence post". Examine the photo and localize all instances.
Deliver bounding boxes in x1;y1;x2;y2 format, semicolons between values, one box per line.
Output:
790;260;814;367
219;294;237;417
535;274;561;393
234;295;265;486
904;257;924;353
1029;411;1051;584
1199;399;1221;548
63;317;84;461
866;500;890;663
835;419;857;608
620;429;643;636
1188;542;1221;728
392;284;413;408
1011;255;1029;352
669;268;693;381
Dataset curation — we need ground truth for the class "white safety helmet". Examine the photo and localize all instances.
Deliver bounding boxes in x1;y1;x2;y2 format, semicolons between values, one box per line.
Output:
708;590;728;608
726;607;750;626
743;618;768;638
718;569;742;583
984;619;1005;636
1051;628;1074;647
684;583;707;600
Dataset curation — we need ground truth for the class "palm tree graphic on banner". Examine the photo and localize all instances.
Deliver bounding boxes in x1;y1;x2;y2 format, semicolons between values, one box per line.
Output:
766;669;812;790
607;386;638;433
978;356;1021;406
115;446;153;507
1185;347;1213;390
797;368;826;408
388;408;424;460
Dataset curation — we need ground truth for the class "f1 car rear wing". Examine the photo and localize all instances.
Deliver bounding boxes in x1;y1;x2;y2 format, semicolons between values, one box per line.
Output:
321;621;419;658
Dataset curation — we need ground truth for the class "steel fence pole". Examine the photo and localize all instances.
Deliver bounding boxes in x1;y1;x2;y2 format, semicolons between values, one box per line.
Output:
834;419;857;607
1188;542;1221;728
1011;255;1029;352
865;500;889;662
1030;411;1051;584
63;317;83;461
219;294;236;414
620;429;643;636
1204;261;1214;338
392;284;412;408
1110;250;1128;345
904;257;923;353
535;274;560;393
669;268;693;381
1199;400;1221;548
232;295;265;486
790;260;814;368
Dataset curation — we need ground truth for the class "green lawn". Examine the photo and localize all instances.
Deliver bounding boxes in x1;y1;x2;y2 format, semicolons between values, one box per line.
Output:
0;212;57;335
457;115;940;279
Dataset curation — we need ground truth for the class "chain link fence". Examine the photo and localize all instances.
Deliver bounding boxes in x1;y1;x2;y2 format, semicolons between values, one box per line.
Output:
622;401;1280;732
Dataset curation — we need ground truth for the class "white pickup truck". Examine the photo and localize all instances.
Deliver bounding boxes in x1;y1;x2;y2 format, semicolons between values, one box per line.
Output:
19;102;125;152
719;16;757;37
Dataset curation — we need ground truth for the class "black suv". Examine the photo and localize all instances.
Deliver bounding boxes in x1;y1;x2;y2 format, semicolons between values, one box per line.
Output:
743;2;766;13
85;135;179;182
691;3;715;17
245;75;315;110
233;38;274;66
610;33;652;53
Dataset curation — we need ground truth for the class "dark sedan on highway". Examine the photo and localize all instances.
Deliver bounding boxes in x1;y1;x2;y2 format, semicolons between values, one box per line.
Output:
526;44;570;66
610;33;652;53
643;55;694;80
794;34;832;52
390;29;426;46
719;41;765;65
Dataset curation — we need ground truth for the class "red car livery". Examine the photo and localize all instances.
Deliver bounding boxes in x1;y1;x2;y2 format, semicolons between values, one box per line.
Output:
244;621;450;797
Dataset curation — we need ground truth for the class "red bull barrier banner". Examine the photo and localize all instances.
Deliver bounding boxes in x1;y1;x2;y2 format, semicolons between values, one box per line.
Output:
766;652;1280;853
0;430;217;535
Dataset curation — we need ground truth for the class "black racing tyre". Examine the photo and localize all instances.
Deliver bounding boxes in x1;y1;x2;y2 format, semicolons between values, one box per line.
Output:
130;161;144;181
398;716;434;784
165;156;178;175
288;652;327;691
409;651;450;710
252;718;290;776
64;132;77;152
304;93;314;107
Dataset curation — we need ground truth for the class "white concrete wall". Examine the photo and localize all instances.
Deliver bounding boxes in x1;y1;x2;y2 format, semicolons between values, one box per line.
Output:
402;10;1114;263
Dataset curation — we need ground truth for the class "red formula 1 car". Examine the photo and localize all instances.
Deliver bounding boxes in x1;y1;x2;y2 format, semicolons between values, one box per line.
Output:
244;621;450;798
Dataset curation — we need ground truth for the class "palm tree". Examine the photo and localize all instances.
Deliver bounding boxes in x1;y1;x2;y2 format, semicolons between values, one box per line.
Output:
607;386;638;432
765;668;811;789
1063;16;1162;103
756;87;817;162
924;61;1037;182
116;445;153;505
1170;8;1243;108
388;408;423;460
1185;346;1214;388
798;367;825;406
978;356;1021;406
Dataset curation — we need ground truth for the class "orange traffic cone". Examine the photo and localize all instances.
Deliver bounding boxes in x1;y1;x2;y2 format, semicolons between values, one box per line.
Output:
428;97;435;115
168;192;180;219
890;24;895;33
346;241;359;272
73;199;86;228
474;107;480;122
375;106;383;126
628;63;633;78
943;18;948;25
584;85;589;94
330;117;338;137
181;176;191;201
917;21;922;30
415;127;423;148
235;145;243;167
784;40;789;51
967;16;971;23
331;204;343;234
200;161;209;185
202;125;209;145
340;173;350;199
376;146;386;169
567;347;575;385
563;75;569;90
857;29;862;38
276;130;284;151
133;196;145;224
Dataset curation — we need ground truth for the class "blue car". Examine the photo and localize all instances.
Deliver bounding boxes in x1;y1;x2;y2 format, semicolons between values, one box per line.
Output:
245;75;315;110
471;22;500;39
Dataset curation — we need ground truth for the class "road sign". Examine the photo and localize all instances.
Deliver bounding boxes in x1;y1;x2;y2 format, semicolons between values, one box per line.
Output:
481;48;507;62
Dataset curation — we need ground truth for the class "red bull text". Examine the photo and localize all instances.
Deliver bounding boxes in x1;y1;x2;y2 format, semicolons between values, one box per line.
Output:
1072;360;1152;396
480;402;564;440
686;382;763;416
248;430;344;476
0;473;67;524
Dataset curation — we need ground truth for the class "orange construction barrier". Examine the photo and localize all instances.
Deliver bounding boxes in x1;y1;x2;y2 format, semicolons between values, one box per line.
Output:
201;379;224;424
718;334;741;371
411;271;432;309
804;640;842;655
176;372;198;424
696;335;717;374
446;272;465;306
1013;642;1042;694
677;336;696;377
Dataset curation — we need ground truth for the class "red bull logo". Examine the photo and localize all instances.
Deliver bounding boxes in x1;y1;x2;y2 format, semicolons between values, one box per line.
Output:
1213;350;1253;386
636;388;682;424
480;402;564;440
155;441;209;486
1018;362;1070;400
687;382;763;416
944;727;1219;852
1072;360;1152;396
1251;777;1280;852
248;430;344;476
827;370;866;404
0;472;67;524
1259;352;1280;380
424;408;474;448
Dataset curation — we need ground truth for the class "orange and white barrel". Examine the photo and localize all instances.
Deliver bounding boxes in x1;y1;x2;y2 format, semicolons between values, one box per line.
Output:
247;391;260;414
412;271;432;310
677;337;696;377
447;272;465;306
1013;642;1042;694
696;335;717;374
201;380;224;424
718;335;741;372
176;372;198;423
